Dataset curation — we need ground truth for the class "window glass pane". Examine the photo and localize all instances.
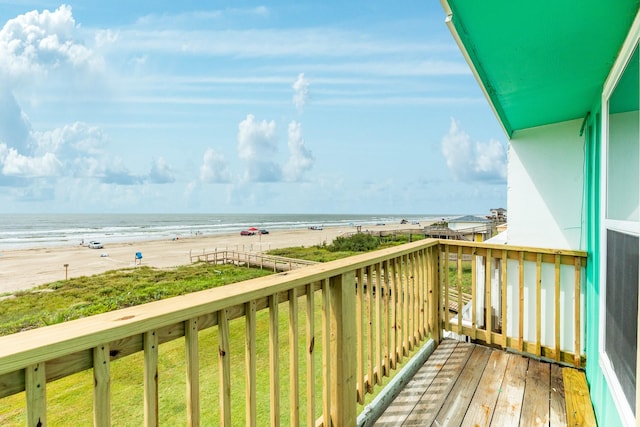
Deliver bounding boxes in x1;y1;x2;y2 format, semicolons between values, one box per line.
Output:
605;229;638;412
608;45;639;221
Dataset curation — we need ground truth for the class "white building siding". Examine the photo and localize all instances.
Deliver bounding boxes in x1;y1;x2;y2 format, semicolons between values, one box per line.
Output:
465;118;586;356
507;119;585;250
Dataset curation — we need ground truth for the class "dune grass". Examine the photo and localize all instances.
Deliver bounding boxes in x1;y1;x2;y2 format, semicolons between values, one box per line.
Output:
266;233;425;262
0;263;272;336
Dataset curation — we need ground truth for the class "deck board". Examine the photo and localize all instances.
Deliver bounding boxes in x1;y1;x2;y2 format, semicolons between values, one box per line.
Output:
432;345;492;426
460;350;509;427
490;354;528;426
563;369;597;426
401;342;474;426
550;363;567;425
520;358;550;426
374;339;595;427
373;340;458;426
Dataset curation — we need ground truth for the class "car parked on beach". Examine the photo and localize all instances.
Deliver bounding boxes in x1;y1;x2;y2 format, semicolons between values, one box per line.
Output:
240;230;255;236
88;241;103;249
259;229;269;234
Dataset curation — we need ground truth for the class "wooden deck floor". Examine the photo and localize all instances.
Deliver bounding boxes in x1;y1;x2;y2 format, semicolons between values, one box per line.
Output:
374;339;596;426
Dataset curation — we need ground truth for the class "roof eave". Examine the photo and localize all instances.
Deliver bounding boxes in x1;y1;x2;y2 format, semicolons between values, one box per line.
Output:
440;0;514;138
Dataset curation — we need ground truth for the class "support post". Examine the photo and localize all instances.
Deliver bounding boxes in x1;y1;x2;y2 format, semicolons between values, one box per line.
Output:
329;271;357;426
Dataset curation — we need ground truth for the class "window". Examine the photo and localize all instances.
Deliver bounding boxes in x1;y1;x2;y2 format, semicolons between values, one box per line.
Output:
607;46;639;221
602;42;640;423
605;229;638;408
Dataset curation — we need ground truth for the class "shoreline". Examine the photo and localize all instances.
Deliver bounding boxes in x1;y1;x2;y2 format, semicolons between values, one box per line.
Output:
0;223;428;294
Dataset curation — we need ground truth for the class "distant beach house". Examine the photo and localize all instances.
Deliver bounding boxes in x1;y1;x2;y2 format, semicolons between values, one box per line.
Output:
447;215;491;231
447;215;493;241
442;0;640;424
488;208;507;222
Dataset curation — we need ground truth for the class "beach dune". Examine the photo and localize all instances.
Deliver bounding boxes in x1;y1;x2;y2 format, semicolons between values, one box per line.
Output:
0;223;427;294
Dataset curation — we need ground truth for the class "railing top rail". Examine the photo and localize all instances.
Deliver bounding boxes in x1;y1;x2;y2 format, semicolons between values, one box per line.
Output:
438;239;588;258
0;238;440;375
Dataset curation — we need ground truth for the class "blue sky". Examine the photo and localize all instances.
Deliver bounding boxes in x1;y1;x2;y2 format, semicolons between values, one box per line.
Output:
0;1;507;215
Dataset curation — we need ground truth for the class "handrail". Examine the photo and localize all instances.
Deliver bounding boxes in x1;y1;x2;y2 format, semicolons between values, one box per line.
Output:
0;239;441;426
0;238;587;425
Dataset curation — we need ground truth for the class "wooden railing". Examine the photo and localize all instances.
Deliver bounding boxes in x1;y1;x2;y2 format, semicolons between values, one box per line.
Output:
440;240;587;367
0;239;587;425
189;250;318;271
0;239;440;426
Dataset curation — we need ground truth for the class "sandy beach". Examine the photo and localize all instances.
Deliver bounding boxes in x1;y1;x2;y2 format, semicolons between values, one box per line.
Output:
0;223;427;294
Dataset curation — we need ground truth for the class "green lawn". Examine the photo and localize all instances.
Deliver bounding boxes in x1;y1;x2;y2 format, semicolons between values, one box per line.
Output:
1;280;420;426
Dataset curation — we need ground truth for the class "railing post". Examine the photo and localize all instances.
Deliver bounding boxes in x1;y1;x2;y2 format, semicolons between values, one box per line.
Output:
245;301;257;427
93;343;111;427
289;288;300;426
329;271;357;426
185;318;200;427
430;245;441;344
269;294;280;426
26;362;46;427
218;309;231;427
143;330;159;427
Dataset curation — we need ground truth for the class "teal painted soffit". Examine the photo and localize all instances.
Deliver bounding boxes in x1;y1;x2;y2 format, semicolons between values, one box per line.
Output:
442;1;639;136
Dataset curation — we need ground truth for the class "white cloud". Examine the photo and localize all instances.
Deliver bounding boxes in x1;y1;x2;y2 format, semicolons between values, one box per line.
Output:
0;90;112;180
0;144;62;177
28;122;114;181
0;88;31;151
441;118;506;182
95;29;119;48
32;122;107;157
136;10;223;27
200;148;231;183
284;121;313;181
237;114;281;182
101;159;143;185
292;73;309;111
0;90;166;188
112;27;452;59
135;7;268;30
0;5;99;78
149;157;175;184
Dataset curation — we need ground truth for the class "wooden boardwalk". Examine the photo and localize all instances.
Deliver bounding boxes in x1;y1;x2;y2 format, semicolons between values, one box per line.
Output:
374;339;596;426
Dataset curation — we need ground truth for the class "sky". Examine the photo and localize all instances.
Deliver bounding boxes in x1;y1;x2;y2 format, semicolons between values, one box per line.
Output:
0;0;507;215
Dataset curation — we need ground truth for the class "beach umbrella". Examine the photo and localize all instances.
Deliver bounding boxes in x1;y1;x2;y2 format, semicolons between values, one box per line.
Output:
248;227;259;231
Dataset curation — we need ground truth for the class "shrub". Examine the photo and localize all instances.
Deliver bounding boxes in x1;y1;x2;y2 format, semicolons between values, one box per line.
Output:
328;233;380;252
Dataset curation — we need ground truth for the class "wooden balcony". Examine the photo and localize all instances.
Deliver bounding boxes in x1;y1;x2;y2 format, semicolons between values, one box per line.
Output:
0;239;590;426
373;339;595;426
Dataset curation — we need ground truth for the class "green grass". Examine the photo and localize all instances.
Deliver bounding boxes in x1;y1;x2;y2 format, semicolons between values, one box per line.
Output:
0;263;272;336
0;290;422;426
265;246;357;262
265;233;426;262
447;260;473;294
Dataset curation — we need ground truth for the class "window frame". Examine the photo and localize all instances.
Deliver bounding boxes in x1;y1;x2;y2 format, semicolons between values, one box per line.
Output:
600;18;640;424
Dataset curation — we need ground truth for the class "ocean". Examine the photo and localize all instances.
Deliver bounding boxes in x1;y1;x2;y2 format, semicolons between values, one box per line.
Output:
0;213;447;251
